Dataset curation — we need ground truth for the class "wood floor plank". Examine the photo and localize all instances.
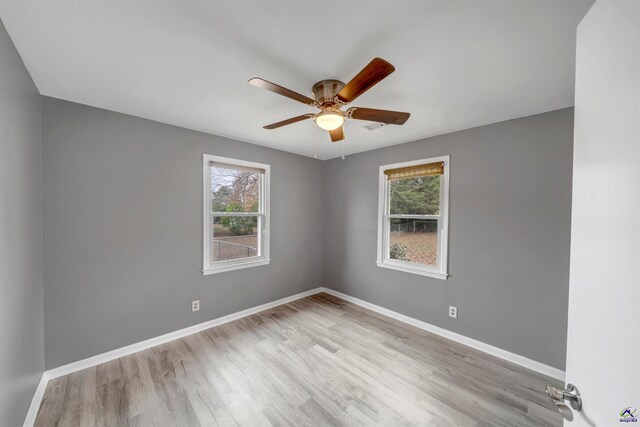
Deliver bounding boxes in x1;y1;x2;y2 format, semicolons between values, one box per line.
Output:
55;368;96;427
34;293;563;426
34;377;68;427
95;379;126;427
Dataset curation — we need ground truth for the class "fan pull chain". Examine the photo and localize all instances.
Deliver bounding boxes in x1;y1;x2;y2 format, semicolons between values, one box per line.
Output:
312;119;319;159
341;122;346;160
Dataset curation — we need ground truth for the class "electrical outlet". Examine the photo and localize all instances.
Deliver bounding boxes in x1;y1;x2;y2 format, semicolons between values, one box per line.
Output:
192;300;200;312
448;306;457;319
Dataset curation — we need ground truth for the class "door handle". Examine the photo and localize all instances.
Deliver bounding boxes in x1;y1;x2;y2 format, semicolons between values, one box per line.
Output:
546;384;582;421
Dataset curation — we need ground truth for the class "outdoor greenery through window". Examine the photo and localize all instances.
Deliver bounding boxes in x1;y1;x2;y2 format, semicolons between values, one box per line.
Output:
377;156;449;279
203;155;270;274
389;175;440;266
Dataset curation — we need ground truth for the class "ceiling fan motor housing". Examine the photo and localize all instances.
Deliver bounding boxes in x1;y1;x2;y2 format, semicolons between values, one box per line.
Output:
312;79;345;106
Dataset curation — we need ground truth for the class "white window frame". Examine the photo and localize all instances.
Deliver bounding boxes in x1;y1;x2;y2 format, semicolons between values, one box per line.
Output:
203;154;270;275
376;155;450;280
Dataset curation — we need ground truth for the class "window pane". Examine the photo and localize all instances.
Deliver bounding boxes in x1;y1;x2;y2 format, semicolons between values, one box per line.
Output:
212;216;259;262
389;218;438;266
211;166;260;213
389;175;440;215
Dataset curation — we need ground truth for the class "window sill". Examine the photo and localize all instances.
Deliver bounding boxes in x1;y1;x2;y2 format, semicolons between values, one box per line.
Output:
376;261;448;280
203;258;270;275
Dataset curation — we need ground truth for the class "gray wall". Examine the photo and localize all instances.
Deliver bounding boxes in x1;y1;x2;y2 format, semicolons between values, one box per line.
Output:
0;19;44;426
41;97;573;372
42;97;325;368
324;108;573;370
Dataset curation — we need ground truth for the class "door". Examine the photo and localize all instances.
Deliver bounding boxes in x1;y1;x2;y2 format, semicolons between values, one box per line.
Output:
559;1;640;425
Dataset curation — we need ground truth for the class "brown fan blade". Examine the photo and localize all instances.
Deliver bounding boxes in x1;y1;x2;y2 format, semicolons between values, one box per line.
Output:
336;58;395;103
263;114;314;129
329;126;345;142
346;107;410;125
248;78;316;106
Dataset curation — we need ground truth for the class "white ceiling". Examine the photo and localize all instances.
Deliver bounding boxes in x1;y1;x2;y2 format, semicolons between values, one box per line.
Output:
0;0;592;159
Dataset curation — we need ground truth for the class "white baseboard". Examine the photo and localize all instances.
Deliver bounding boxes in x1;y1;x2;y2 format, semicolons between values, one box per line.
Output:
23;286;323;427
46;286;324;380
24;284;564;426
321;287;566;381
22;371;50;427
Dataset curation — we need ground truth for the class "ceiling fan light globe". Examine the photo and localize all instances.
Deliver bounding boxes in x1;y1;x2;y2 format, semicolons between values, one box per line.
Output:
315;112;345;131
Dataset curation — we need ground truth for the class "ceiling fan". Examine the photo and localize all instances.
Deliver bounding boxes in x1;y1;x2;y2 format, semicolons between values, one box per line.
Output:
248;58;410;142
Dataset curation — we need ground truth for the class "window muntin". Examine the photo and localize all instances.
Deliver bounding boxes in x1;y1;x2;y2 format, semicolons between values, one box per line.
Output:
203;155;270;274
377;156;449;279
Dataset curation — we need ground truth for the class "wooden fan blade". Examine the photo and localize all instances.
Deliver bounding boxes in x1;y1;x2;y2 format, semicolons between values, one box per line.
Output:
329;126;345;142
346;107;410;125
263;114;313;129
248;78;316;106
336;58;395;103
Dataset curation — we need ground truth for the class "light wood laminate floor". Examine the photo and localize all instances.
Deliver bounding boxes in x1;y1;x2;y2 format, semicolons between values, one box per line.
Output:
35;293;563;426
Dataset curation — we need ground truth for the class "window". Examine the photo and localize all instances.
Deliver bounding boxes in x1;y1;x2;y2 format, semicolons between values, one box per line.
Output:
377;156;449;279
203;155;270;275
